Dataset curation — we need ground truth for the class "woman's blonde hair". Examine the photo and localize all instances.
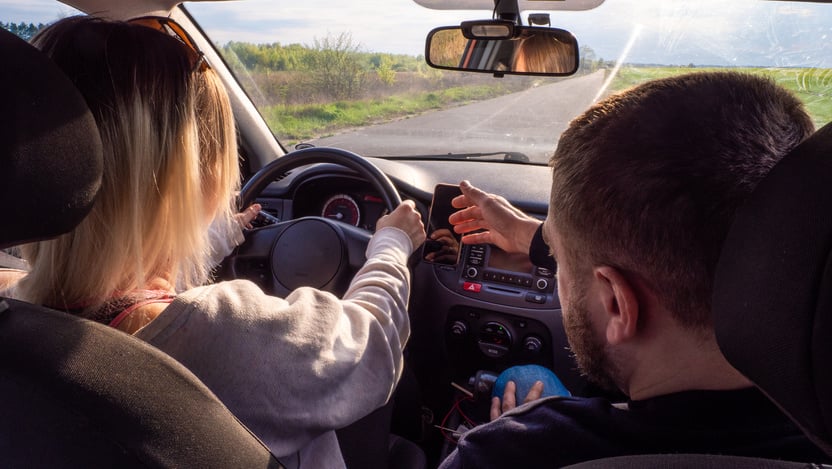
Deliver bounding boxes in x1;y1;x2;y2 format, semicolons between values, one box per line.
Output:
19;16;239;310
513;32;574;74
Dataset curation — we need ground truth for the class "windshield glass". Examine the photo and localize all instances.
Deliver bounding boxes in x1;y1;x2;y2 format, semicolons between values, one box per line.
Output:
189;0;832;164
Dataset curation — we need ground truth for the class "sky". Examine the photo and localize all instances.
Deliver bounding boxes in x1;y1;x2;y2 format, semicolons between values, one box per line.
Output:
4;0;832;67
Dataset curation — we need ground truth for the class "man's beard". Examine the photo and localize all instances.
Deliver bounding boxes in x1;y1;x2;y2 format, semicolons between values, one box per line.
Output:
563;287;620;393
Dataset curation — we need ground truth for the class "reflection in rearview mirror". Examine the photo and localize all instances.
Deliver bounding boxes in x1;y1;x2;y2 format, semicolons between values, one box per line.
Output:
426;26;579;76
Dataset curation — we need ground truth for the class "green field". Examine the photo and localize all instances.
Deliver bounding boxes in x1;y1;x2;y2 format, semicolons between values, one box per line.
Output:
609;66;832;129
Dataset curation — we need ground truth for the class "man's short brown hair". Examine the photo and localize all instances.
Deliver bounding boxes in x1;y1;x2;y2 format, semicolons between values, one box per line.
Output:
550;71;814;329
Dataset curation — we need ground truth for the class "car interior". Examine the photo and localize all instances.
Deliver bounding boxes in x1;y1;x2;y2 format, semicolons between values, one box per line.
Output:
2;0;832;467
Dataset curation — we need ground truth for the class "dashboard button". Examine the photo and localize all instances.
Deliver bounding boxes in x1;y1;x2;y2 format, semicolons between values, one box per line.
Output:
479;342;508;358
523;336;543;354
463;281;482;293
525;292;546;304
478;342;509;358
449;320;468;337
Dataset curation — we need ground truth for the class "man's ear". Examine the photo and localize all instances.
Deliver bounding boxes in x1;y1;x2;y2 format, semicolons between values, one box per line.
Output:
593;265;639;345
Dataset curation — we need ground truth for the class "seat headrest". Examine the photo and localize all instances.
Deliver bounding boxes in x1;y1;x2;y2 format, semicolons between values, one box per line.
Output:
713;121;832;457
0;27;102;249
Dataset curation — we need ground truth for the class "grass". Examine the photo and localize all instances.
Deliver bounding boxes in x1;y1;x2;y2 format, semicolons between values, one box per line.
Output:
261;84;511;147
767;68;832;128
608;66;832;129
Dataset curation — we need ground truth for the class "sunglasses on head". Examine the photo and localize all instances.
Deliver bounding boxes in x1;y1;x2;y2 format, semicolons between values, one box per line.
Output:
129;16;209;72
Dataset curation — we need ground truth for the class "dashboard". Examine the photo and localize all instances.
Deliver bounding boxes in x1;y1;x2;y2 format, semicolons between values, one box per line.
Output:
243;156;588;392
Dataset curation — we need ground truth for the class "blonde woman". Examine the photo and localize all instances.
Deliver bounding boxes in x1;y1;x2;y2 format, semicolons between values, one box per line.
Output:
14;16;425;467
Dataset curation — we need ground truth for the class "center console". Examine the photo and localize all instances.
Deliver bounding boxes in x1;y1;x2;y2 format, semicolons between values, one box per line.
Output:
422;243;567;382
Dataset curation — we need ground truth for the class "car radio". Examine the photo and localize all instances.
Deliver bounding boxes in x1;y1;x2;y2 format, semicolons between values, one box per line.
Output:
431;242;559;309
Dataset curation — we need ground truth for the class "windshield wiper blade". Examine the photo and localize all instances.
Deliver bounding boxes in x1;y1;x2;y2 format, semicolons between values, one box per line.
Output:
383;151;530;163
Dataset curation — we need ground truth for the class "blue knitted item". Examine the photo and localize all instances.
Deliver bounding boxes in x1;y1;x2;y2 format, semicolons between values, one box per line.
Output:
492;364;571;401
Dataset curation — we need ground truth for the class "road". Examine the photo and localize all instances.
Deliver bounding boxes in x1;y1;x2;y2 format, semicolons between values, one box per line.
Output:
310;70;607;164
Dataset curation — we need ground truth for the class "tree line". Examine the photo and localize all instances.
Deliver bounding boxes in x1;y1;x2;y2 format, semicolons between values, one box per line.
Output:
221;32;443;102
222;35;424;74
1;21;46;41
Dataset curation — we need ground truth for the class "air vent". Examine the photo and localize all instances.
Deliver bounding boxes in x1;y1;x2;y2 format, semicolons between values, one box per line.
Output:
273;170;292;182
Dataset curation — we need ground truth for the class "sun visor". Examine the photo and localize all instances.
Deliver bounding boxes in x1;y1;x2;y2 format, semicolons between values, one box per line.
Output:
60;0;174;20
413;0;605;11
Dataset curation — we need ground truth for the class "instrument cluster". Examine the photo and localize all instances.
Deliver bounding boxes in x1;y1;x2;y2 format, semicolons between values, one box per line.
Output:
292;177;387;231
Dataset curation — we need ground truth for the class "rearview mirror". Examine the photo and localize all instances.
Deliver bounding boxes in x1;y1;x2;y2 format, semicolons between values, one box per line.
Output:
425;25;579;76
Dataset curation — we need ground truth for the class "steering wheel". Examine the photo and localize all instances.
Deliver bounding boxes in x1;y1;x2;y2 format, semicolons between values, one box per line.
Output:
220;147;402;297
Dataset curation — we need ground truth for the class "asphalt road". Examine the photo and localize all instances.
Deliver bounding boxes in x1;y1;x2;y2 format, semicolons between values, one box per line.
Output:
310;70;607;164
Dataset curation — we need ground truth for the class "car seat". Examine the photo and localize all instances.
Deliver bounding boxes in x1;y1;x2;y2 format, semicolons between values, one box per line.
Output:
712;120;832;459
564;122;832;468
0;26;283;468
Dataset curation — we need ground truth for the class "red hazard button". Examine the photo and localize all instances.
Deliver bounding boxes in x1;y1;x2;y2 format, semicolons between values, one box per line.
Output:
463;282;482;293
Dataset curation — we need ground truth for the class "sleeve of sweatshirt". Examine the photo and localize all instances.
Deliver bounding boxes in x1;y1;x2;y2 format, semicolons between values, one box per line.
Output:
135;226;413;458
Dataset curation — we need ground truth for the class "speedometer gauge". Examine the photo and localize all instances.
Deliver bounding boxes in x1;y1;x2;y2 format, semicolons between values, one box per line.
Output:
321;194;360;226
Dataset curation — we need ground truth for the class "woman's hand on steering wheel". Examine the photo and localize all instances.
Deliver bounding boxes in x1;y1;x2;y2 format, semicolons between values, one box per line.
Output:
376;200;426;254
234;203;262;229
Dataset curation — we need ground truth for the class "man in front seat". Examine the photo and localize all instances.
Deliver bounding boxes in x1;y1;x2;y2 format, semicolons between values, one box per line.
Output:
440;72;830;467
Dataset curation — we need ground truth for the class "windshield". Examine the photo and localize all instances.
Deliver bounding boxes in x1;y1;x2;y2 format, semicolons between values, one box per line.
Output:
186;0;832;164
5;0;832;164
7;0;828;165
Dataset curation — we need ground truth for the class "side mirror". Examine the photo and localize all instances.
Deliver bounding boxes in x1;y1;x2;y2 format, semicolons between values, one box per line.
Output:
425;25;579;76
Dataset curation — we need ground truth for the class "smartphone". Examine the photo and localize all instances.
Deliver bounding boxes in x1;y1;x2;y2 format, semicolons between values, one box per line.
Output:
422;183;463;265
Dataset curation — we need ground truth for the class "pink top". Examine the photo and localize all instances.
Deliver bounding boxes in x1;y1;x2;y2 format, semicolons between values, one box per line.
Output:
107;290;175;329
